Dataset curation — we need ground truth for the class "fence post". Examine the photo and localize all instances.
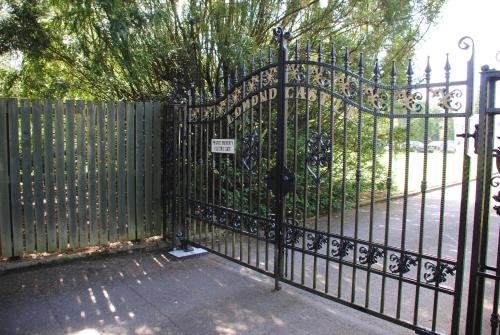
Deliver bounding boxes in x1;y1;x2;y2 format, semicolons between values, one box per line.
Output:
466;66;500;335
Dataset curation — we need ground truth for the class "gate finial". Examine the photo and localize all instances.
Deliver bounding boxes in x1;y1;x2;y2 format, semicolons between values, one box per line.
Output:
425;56;431;81
330;42;336;64
458;36;475;61
273;27;292;44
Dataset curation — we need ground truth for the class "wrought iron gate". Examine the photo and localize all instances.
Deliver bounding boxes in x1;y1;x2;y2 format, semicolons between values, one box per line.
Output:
465;65;500;335
170;28;500;334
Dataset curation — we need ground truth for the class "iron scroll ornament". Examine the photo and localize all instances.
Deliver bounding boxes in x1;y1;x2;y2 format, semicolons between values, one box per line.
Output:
423;262;456;283
306;131;332;184
241;133;259;174
331;239;354;258
359;246;384;266
491;138;500;216
285;216;303;246
389;253;417;274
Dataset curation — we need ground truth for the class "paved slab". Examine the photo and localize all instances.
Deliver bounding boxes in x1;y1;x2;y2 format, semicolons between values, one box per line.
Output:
0;249;413;335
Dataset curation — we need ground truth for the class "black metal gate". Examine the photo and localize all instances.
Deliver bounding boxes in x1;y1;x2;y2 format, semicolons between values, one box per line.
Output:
465;66;500;335
170;28;500;334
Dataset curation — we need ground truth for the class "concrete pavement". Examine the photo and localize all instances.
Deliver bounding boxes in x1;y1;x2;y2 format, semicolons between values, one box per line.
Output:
0;248;412;335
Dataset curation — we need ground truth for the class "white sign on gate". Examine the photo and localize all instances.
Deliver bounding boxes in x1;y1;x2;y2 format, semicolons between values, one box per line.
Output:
211;139;235;154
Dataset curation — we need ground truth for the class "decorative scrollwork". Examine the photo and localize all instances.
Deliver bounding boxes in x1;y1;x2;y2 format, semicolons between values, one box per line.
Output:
389;253;417;274
192;203;202;216
335;77;357;99
231;215;241;230
263;67;277;86
202;206;214;222
458;36;475;60
423;262;456;283
246;76;259;93
217;100;226;115
359;246;384;265
264;214;276;242
287;64;305;82
331;239;354;258
231;87;242;105
247;218;258;234
307;233;328;252
285;217;303;246
491;139;500;216
395;91;423;113
241;133;259;174
364;86;388;111
306;132;331;184
217;208;227;226
429;88;463;111
310;66;329;87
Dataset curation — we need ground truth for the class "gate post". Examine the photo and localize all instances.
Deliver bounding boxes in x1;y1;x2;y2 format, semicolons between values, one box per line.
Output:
177;87;194;251
273;27;291;291
466;66;500;335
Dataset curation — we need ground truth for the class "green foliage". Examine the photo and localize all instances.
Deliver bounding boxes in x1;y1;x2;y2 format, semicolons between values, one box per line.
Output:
0;0;445;100
0;0;446;215
409;117;455;142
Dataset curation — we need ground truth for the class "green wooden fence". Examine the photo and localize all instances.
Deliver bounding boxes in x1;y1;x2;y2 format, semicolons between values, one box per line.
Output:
0;98;169;258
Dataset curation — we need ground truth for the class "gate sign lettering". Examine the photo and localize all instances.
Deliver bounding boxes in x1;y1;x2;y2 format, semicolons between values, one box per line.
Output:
211;139;235;154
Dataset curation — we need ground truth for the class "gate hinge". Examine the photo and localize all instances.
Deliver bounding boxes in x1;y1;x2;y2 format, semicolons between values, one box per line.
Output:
457;123;478;154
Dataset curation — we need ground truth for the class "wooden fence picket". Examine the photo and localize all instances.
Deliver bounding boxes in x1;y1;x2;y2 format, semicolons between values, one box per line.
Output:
76;101;88;248
135;102;145;240
66;101;77;248
9;98;23;256
126;102;136;241
144;102;153;236
32;100;46;252
107;101;117;242
20;99;35;253
117;101;127;240
0;99;12;257
88;102;97;245
55;100;67;250
97;102;107;244
152;102;162;236
0;98;170;257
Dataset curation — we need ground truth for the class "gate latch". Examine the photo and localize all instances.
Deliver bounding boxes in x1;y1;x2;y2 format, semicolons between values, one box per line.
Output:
265;166;295;196
457;124;479;154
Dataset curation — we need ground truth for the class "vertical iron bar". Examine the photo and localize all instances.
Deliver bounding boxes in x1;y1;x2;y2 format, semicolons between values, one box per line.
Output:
312;43;322;290
381;61;396;313
431;55;451;332
273;27;290;291
265;46;273;272
414;57;431;324
256;52;263;268
366;58;380;309
325;41;336;294
351;52;364;304
397;59;413;319
338;48;349;298
301;41;311;286
291;41;299;282
451;38;474;334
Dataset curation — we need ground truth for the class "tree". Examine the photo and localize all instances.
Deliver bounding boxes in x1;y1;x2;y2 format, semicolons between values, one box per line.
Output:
0;0;445;101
